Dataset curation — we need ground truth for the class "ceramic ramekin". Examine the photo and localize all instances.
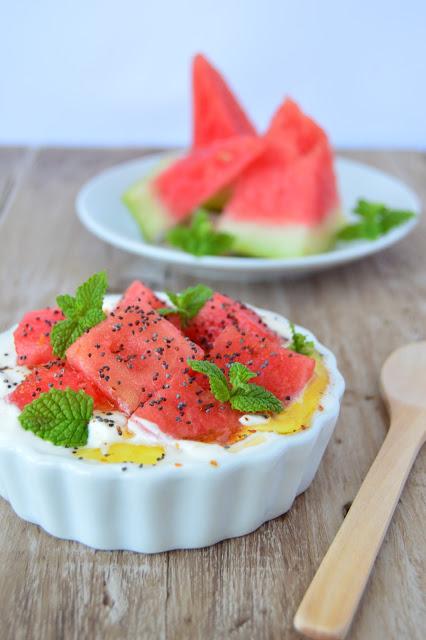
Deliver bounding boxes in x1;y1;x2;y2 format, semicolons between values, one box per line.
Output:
0;308;344;553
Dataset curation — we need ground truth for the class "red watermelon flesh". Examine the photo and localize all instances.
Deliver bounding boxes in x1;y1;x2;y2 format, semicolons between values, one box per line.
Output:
9;360;114;411
266;98;327;159
114;280;163;313
222;138;339;225
154;135;265;221
183;292;282;352
209;324;315;402
192;53;256;148
66;307;204;415
132;373;241;443
14;308;65;368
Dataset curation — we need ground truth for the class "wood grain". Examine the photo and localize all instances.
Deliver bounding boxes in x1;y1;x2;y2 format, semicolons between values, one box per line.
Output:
0;148;425;640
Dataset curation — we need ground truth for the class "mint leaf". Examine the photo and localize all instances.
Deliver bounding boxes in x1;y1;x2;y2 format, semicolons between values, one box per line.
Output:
336;224;366;241
51;272;108;357
187;359;283;414
158;307;177;317
380;210;415;233
178;284;213;315
188;359;230;402
337;199;415;243
230;384;283;414
74;271;107;312
19;388;93;447
355;199;384;219
50;318;82;358
288;322;315;356
165;291;180;308
158;284;213;328
229;362;256;387
166;209;235;256
55;294;75;317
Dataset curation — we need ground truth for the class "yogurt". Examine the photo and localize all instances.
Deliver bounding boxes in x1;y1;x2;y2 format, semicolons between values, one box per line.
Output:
0;296;331;467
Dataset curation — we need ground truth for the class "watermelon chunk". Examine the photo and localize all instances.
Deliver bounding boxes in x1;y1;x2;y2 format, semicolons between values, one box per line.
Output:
114;280;163;313
9;360;114;411
209;325;315;402
132;373;241;443
192;53;256;148
122;136;264;242
182;292;281;352
66;307;204;415
219;138;343;258
14;308;65;367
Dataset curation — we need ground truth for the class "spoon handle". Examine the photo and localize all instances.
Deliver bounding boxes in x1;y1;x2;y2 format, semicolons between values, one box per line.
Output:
294;411;425;640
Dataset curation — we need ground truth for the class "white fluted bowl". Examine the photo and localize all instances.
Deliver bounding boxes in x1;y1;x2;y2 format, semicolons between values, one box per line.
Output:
0;305;344;553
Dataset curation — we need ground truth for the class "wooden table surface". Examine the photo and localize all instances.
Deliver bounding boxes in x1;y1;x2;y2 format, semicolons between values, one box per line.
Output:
0;147;424;640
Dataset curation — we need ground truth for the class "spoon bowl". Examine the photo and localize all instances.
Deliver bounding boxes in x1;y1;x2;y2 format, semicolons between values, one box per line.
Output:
381;341;426;413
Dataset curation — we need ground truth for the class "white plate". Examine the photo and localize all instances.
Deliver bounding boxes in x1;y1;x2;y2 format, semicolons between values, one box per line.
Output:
76;153;421;281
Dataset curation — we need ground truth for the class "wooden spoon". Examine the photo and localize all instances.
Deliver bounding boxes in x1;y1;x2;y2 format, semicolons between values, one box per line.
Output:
294;341;426;640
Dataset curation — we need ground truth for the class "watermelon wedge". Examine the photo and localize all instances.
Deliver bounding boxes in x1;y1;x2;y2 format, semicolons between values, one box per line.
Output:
122;135;264;242
14;308;65;367
9;360;114;411
209;324;315;402
219;137;343;258
66;306;204;415
192;54;256;148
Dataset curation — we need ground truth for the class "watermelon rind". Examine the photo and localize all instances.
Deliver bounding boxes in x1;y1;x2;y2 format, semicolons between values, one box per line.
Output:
123;174;174;242
218;207;346;258
122;155;180;242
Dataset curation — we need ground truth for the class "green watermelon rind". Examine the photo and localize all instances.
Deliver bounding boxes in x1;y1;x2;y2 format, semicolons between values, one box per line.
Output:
218;208;346;258
123;177;173;242
122;155;178;242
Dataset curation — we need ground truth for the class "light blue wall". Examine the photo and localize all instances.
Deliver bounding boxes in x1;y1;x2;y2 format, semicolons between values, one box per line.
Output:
0;0;424;148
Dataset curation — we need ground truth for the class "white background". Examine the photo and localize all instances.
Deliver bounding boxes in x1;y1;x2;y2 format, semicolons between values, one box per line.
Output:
0;0;424;148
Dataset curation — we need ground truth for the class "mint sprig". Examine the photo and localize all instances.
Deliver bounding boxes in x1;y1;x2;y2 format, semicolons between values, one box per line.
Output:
51;272;108;357
337;199;415;242
188;359;283;414
166;209;235;256
158;284;213;327
19;388;93;447
187;359;230;401
288;322;315;356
